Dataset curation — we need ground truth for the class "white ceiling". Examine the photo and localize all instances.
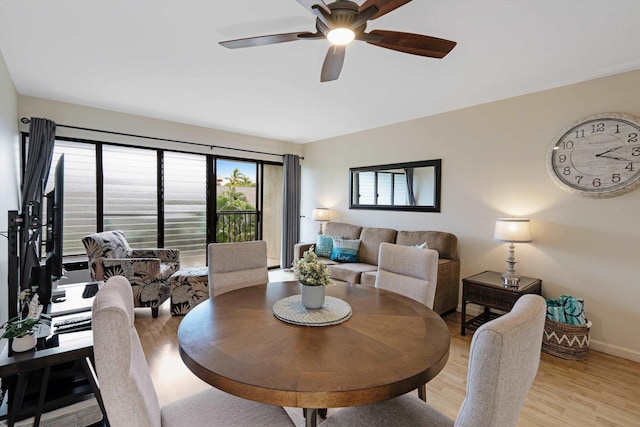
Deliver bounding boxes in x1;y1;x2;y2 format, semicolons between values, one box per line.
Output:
2;0;640;144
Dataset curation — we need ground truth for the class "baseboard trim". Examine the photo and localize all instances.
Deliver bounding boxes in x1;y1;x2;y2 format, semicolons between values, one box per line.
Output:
588;339;640;362
456;304;640;362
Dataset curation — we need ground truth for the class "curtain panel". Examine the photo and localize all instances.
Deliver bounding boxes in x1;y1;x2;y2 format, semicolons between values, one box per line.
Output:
20;117;56;290
281;154;301;269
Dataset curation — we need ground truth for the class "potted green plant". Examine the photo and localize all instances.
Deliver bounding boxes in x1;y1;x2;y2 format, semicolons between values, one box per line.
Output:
292;247;333;309
2;316;42;352
2;290;46;352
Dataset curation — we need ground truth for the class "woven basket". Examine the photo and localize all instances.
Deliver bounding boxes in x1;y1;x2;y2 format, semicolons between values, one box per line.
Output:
542;318;591;360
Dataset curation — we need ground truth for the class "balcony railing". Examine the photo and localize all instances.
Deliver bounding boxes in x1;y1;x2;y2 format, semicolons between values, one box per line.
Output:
216;210;258;243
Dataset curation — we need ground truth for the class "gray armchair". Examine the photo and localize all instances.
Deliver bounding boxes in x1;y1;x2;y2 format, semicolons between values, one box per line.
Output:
82;230;180;317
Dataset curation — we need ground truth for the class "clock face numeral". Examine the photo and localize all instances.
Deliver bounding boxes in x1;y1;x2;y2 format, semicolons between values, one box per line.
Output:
547;114;640;198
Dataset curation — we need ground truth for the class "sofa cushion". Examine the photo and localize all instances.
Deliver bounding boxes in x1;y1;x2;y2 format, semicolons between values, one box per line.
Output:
358;227;397;265
331;238;361;263
396;230;458;260
315;234;337;258
327;263;378;284
324;222;362;240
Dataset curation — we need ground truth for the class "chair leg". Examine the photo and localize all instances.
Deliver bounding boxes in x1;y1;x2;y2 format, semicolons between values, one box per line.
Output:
152;307;159;318
418;383;427;402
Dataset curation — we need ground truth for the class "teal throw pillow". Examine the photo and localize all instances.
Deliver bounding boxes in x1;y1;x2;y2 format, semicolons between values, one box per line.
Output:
331;238;361;263
314;234;335;258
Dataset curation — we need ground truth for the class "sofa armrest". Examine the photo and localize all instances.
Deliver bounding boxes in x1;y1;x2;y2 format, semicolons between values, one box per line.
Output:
293;242;316;262
432;258;460;315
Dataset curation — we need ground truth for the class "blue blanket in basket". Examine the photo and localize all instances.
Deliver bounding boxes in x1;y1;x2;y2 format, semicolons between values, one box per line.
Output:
546;295;586;326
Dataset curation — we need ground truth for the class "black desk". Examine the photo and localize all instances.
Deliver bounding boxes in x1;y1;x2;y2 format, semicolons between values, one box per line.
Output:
0;283;107;426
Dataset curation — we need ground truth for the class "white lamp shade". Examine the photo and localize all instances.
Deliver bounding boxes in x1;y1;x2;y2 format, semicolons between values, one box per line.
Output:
494;218;532;243
312;208;330;221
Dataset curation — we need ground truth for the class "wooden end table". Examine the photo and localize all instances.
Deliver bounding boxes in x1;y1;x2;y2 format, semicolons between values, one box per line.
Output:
461;270;542;336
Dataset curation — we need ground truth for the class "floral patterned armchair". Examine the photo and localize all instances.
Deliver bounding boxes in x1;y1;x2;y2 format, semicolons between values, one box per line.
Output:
82;230;180;318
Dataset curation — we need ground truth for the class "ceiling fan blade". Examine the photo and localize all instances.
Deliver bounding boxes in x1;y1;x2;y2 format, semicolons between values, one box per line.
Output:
219;32;313;49
320;45;346;82
358;0;412;20
297;0;333;29
297;0;331;15
297;32;327;40
356;32;384;43
367;30;456;58
350;6;379;29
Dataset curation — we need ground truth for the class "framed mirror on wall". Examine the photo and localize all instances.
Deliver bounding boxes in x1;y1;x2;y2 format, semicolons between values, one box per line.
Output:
349;159;441;212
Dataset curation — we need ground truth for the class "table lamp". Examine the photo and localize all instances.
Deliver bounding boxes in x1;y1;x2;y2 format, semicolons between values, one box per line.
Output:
493;218;532;286
312;208;330;234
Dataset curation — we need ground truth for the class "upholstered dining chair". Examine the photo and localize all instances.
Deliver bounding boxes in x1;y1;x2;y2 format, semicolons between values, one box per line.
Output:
92;276;295;427
208;241;269;298
321;294;547;427
375;242;439;401
375;242;439;309
82;230;180;318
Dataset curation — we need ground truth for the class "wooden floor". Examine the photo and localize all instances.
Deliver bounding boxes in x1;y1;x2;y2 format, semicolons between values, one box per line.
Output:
134;280;640;427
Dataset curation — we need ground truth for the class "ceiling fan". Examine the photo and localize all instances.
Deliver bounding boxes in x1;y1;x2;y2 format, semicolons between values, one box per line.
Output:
219;0;457;82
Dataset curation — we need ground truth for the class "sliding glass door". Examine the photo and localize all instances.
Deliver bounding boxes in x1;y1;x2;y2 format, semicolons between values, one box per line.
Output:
214;159;282;268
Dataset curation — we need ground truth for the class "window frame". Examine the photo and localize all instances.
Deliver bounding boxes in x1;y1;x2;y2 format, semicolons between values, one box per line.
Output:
21;132;283;270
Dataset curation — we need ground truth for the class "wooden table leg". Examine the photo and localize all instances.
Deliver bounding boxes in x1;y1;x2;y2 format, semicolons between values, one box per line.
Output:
8;371;30;427
418;383;427;402
461;301;467;336
33;366;51;426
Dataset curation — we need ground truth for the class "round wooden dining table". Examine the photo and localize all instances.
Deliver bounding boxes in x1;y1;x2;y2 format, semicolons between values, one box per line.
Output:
178;281;450;427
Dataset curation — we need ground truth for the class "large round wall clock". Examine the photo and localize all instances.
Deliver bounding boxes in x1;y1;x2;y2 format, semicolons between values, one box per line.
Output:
546;113;640;198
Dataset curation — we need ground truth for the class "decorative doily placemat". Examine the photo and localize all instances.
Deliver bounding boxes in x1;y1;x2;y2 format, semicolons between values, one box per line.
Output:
273;295;352;326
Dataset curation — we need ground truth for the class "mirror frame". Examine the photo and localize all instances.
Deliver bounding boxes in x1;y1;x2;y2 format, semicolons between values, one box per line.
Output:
349;159;441;212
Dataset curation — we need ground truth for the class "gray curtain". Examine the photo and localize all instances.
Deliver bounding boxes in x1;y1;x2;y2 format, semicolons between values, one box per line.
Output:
404;168;416;206
281;154;301;269
20;118;57;290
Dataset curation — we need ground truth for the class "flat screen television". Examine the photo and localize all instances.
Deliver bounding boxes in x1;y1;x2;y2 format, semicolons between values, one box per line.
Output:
42;154;65;304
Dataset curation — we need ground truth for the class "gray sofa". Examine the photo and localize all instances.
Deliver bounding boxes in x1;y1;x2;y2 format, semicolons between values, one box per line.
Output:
294;222;460;315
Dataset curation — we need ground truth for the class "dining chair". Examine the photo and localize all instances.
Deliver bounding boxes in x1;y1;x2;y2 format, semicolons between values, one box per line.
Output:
321;294;547;427
92;275;295;427
208;241;269;298
375;242;439;309
375;242;439;400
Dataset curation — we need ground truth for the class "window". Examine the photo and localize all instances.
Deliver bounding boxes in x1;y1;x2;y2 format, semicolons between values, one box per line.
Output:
27;134;284;269
164;152;207;267
103;145;158;247
44;140;97;257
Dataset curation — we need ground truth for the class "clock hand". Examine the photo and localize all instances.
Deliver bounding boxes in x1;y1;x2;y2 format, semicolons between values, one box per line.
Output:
598;154;629;162
595;146;624;157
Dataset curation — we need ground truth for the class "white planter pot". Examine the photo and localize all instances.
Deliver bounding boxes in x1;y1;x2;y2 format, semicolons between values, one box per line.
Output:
12;334;37;352
300;283;326;309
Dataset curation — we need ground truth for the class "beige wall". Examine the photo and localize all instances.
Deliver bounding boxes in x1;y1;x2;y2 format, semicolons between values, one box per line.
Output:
18;96;301;162
301;69;640;361
0;49;19;328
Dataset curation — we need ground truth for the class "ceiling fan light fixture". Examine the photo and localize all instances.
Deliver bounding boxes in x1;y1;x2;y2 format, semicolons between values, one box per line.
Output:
327;28;355;45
